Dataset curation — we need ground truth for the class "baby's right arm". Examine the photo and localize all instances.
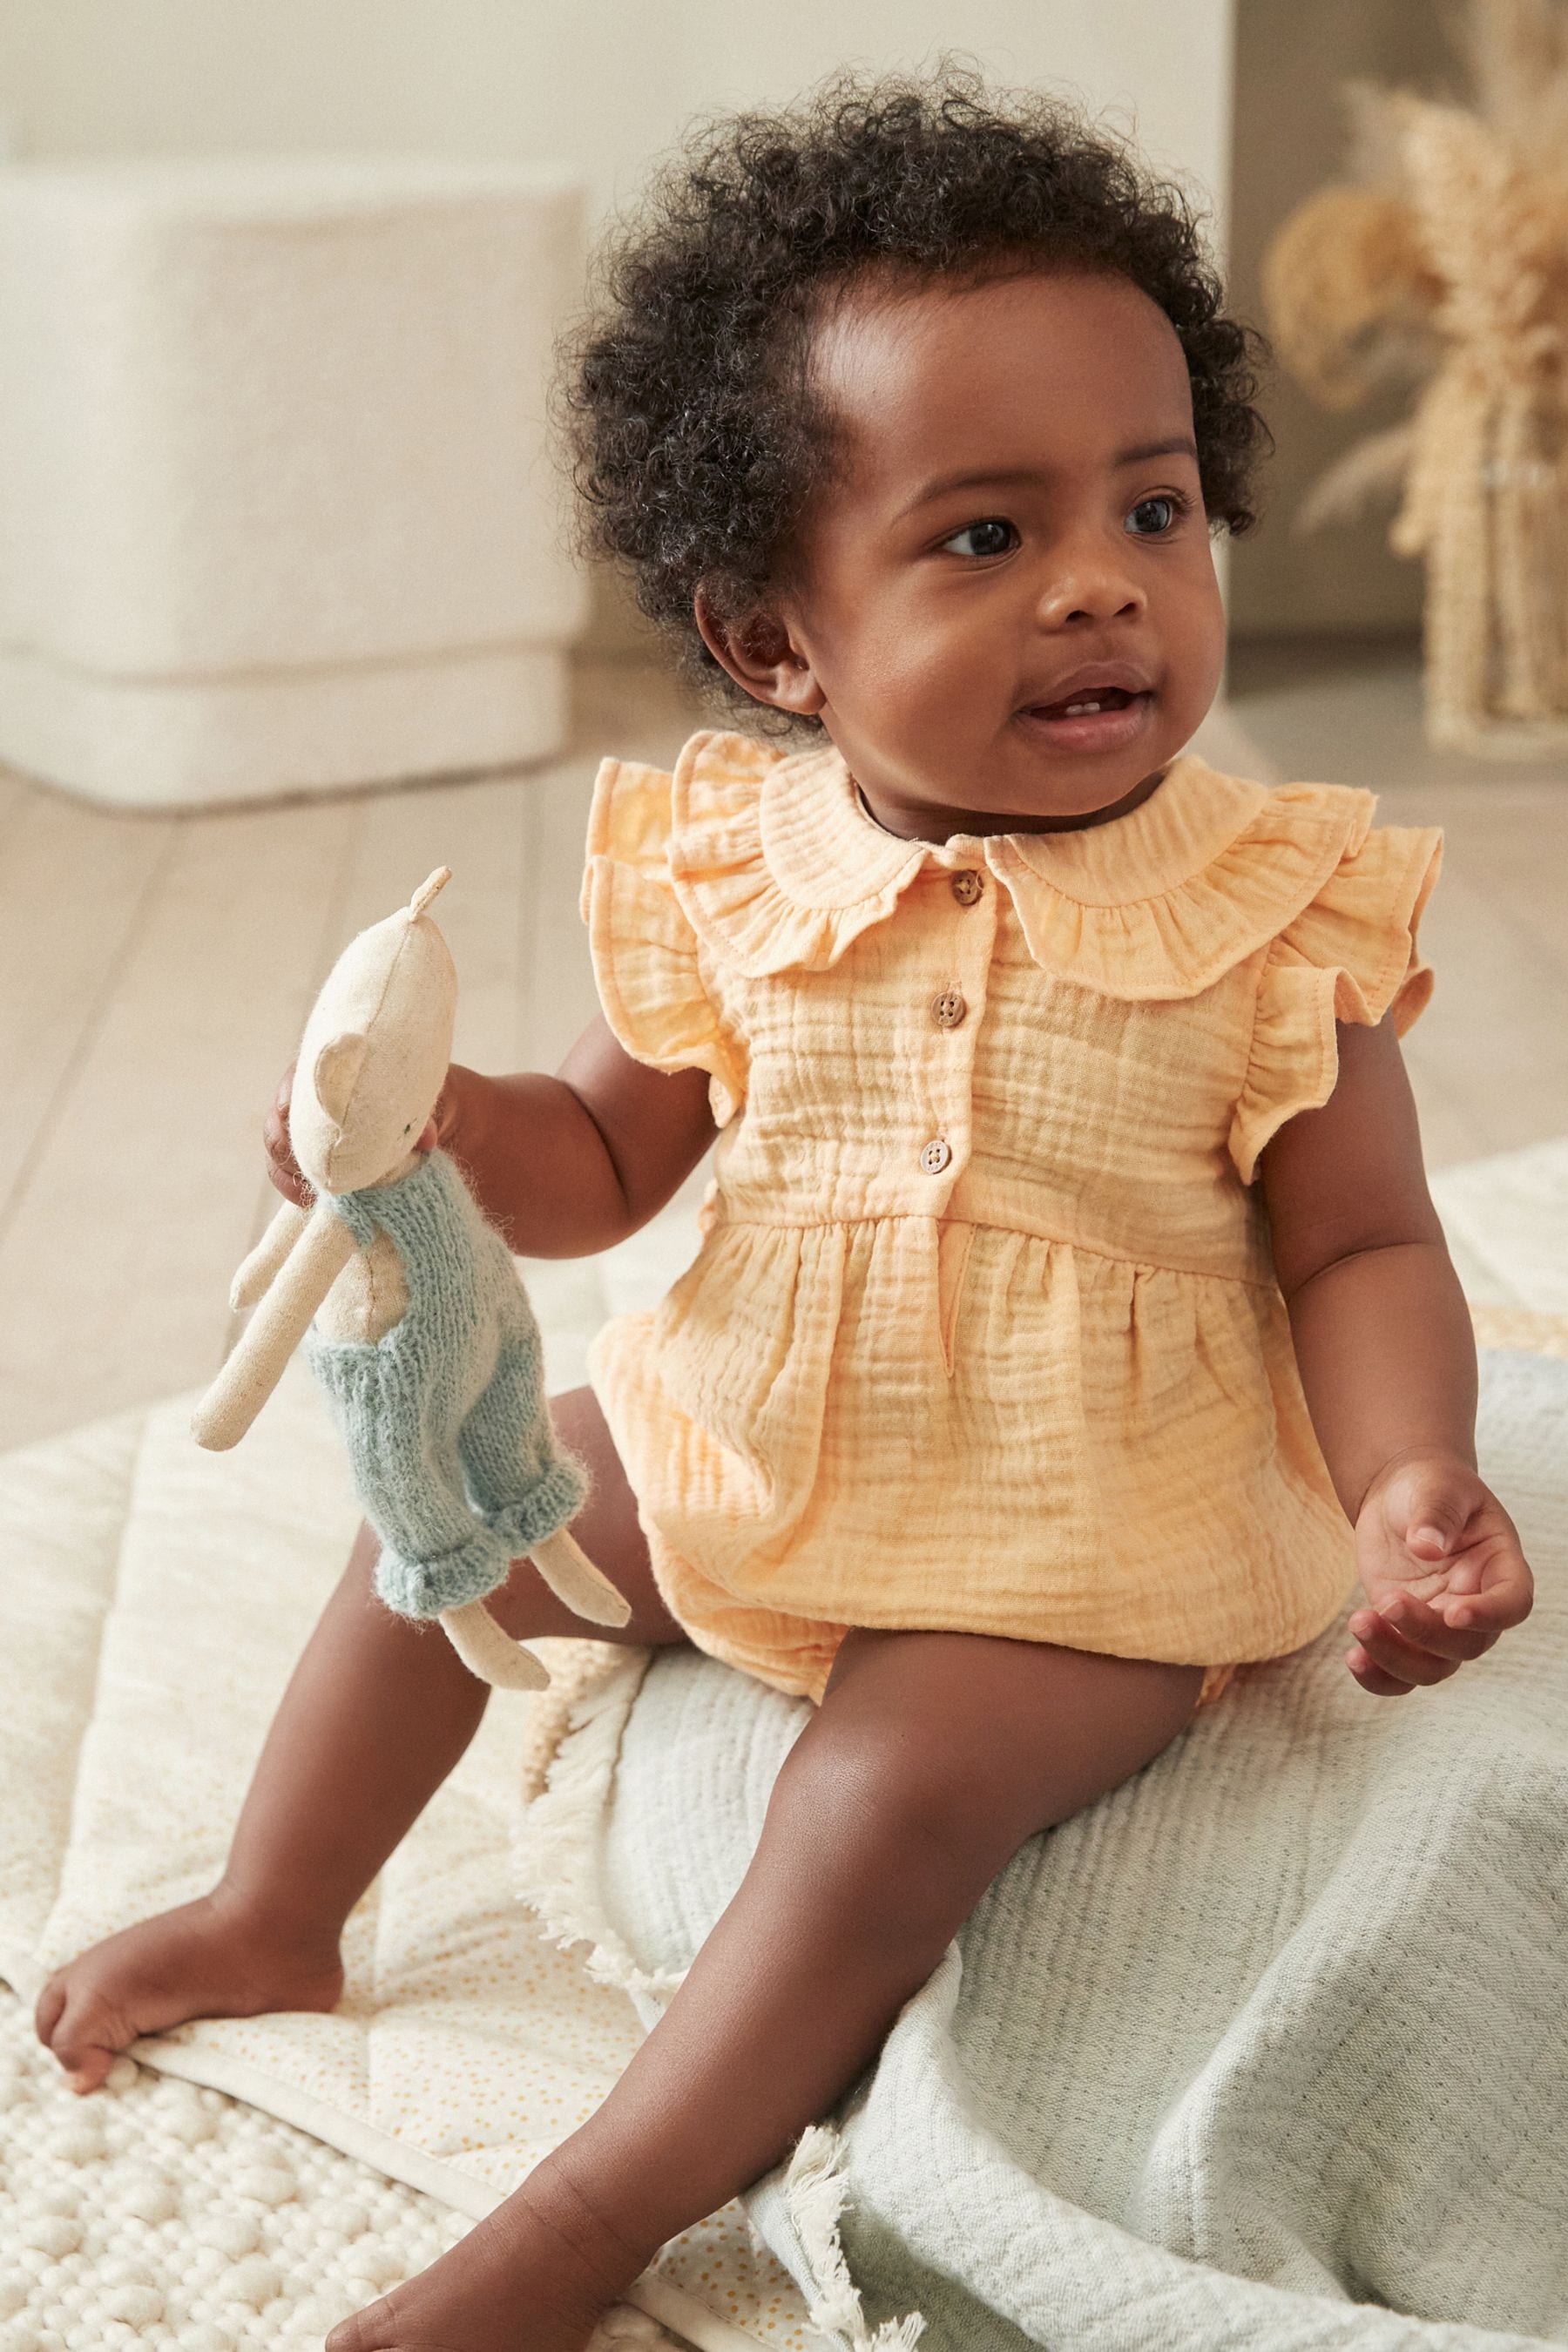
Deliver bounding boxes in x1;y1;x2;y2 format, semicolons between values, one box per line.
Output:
264;1013;718;1258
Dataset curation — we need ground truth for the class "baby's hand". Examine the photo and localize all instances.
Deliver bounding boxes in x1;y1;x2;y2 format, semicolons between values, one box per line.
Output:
262;1059;449;1206
263;1061;313;1207
1347;1451;1534;1697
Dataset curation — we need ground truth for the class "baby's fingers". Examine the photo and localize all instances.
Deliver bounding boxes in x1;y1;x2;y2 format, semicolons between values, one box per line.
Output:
1345;1644;1417;1699
263;1127;313;1208
1446;1565;1534;1635
1346;1608;1462;1689
263;1060;313;1206
1360;1591;1496;1663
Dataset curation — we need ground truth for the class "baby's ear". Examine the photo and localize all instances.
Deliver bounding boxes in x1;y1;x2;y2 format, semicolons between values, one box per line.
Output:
312;1031;368;1128
693;589;824;718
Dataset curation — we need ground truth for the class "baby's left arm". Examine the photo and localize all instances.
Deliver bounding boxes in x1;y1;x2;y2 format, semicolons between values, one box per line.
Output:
1261;1015;1534;1698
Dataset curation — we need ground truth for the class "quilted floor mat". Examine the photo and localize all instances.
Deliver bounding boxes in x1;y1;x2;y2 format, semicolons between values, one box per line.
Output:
0;1345;809;2352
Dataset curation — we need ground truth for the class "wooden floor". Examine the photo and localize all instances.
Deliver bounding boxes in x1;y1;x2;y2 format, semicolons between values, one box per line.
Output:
1;639;1565;1454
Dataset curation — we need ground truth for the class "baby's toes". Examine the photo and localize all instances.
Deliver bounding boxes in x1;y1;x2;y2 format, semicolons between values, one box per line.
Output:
32;1972;68;2048
325;2295;403;2352
38;1979;132;2094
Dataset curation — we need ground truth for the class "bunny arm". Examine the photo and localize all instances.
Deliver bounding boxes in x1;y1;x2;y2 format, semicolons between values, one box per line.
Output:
229;1197;312;1311
193;1200;359;1451
439;1600;551;1691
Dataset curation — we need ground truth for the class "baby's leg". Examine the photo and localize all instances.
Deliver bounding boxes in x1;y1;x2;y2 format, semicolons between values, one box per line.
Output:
328;1629;1205;2352
35;1389;681;2092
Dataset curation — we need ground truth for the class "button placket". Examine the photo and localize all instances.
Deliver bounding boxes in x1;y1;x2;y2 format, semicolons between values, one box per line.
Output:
914;857;994;1186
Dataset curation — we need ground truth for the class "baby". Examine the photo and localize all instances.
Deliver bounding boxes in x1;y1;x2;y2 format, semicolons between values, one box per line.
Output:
37;71;1535;2352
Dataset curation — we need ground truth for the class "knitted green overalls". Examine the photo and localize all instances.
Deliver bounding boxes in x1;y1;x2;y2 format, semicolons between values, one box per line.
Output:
306;1149;587;1618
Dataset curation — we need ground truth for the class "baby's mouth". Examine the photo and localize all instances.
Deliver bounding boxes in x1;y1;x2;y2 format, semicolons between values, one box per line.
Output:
1017;686;1155;749
1031;685;1139;719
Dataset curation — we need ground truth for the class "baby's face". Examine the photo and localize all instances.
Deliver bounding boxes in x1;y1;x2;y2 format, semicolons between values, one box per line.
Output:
733;267;1227;838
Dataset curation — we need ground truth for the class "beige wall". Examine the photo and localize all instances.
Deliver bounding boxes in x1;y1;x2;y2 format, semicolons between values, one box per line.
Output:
0;3;1233;233
1228;0;1456;639
0;0;1237;649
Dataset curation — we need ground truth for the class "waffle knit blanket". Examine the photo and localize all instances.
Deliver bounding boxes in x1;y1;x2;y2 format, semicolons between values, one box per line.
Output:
515;1346;1568;2352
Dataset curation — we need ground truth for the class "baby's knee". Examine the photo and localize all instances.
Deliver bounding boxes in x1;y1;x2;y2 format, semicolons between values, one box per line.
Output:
767;1714;1009;1914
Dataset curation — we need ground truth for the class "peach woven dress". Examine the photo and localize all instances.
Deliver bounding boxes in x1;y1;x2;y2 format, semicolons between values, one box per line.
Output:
581;730;1442;1710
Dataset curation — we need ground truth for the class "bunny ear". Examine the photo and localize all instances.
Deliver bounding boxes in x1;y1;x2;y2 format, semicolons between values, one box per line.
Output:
409;867;452;920
312;1030;368;1126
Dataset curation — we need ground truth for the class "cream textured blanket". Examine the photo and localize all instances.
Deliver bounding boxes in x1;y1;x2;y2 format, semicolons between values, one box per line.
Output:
516;1343;1568;2352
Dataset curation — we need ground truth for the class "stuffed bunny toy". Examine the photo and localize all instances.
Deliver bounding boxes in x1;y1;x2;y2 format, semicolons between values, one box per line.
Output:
191;868;630;1690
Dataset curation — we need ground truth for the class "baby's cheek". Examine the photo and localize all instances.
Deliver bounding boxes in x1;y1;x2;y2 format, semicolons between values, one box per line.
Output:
864;608;999;742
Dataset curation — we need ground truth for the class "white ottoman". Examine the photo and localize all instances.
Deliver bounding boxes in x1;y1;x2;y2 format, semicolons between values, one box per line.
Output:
0;157;591;808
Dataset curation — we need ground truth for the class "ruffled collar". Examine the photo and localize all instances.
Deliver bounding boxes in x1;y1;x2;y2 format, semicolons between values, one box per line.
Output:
668;730;1374;1000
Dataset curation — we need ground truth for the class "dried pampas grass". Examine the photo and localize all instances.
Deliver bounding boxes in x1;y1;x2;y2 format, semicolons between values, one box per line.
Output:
1261;0;1568;752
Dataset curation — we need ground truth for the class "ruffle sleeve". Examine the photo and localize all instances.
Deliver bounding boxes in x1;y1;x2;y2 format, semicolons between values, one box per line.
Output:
580;757;747;1128
1227;815;1443;1184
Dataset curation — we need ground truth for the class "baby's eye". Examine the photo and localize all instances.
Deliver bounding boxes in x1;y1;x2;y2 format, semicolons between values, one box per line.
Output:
1126;493;1187;537
939;517;1018;559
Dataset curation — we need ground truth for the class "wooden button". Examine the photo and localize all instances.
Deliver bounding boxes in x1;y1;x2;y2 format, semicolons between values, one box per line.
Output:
931;988;967;1030
950;869;983;905
919;1139;953;1175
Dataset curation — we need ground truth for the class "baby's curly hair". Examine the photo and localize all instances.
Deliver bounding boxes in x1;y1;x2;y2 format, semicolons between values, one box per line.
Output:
564;68;1274;715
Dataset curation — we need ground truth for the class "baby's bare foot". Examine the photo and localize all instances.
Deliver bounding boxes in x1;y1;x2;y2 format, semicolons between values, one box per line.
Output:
327;2163;650;2352
34;1883;343;2094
